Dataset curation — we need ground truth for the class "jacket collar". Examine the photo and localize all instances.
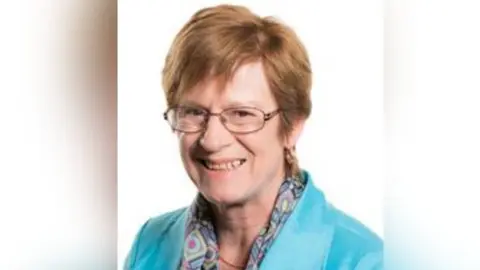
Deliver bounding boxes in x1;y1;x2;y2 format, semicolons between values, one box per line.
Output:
259;170;331;269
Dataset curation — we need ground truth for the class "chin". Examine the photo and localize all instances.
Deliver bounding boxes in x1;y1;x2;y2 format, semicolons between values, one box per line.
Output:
200;186;251;207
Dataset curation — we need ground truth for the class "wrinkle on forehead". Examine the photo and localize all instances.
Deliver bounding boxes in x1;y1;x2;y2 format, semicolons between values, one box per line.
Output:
180;61;276;110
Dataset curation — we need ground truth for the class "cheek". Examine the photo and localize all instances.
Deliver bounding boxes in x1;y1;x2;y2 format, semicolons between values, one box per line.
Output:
242;128;284;160
178;133;197;162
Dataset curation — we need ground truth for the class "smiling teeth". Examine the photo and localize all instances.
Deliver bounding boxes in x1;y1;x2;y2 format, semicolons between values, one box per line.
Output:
204;160;243;171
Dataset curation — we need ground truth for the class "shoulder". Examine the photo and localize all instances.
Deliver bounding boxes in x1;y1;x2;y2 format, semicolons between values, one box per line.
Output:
323;203;383;269
137;207;186;242
300;171;383;269
123;207;187;269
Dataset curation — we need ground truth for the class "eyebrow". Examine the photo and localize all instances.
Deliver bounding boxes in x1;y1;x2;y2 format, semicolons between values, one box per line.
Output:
224;100;265;109
178;101;208;109
179;100;265;110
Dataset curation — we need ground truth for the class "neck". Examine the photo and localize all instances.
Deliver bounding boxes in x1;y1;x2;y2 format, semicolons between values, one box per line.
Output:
211;170;286;264
214;197;273;246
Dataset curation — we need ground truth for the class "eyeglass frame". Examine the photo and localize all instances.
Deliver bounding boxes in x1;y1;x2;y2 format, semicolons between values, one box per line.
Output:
163;105;283;134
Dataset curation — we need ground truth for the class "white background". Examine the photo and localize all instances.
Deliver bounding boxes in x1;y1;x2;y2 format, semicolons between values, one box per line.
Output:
118;0;383;266
1;0;479;269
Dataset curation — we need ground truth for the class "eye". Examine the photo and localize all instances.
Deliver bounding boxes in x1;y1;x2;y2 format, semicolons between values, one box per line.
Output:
230;109;255;118
185;108;204;115
224;108;261;122
179;107;205;117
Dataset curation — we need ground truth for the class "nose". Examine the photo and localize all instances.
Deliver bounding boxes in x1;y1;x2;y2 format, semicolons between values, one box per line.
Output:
198;114;233;152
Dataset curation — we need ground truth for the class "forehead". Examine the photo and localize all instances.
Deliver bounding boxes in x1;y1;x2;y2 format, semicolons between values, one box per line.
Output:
180;61;277;109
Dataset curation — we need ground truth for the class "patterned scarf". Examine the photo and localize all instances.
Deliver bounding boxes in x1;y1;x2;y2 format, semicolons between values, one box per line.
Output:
180;175;306;270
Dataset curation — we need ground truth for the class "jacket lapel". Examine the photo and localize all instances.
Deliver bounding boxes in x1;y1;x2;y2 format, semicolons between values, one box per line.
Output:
155;209;188;270
260;172;333;269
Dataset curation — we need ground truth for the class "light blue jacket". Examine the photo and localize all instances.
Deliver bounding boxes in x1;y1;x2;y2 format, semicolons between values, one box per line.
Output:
125;171;383;269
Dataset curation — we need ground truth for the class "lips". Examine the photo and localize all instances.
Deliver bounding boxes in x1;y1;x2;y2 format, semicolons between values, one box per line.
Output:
197;158;247;171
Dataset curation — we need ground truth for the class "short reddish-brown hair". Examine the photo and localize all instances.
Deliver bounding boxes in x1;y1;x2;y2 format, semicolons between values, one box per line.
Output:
162;4;312;137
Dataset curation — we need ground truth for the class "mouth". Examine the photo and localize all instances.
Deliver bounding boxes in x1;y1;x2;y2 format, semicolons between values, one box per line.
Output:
197;158;247;171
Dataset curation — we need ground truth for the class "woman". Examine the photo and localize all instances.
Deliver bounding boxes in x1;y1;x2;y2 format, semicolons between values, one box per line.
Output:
125;4;383;270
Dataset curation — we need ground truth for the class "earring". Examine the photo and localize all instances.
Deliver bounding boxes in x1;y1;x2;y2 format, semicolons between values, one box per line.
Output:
285;146;301;180
285;146;297;164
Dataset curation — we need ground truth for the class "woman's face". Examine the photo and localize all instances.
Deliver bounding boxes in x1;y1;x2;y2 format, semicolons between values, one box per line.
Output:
176;61;291;206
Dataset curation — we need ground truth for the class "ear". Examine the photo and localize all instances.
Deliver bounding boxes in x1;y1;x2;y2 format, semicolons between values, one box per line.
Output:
284;118;306;148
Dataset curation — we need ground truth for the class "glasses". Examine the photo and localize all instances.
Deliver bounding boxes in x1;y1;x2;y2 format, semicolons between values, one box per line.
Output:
163;106;282;134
